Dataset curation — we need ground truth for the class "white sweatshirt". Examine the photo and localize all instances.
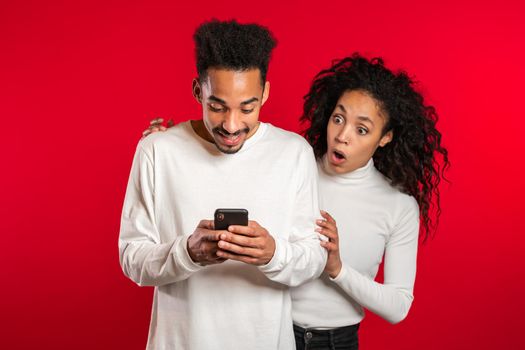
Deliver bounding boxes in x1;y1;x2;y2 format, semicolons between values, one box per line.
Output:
291;157;419;328
119;121;326;350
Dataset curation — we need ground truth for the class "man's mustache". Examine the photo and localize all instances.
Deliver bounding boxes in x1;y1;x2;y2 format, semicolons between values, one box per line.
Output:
213;126;250;136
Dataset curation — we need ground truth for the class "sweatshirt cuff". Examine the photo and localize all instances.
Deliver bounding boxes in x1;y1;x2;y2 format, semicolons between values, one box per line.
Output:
329;263;348;283
175;235;205;273
258;237;284;273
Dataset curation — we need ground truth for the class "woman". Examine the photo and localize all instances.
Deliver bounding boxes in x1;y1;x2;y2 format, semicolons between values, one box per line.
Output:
144;53;449;349
291;53;448;349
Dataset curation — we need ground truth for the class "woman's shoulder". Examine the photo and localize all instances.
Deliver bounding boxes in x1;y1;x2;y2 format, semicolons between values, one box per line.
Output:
371;167;419;214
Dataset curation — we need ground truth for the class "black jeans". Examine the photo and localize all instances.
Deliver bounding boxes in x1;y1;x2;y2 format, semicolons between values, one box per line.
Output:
293;324;359;350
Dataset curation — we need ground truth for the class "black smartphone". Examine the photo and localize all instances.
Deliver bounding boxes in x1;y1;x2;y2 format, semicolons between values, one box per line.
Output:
214;209;249;230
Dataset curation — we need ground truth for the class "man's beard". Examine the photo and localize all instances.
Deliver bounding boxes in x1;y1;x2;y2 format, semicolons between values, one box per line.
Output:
212;126;250;154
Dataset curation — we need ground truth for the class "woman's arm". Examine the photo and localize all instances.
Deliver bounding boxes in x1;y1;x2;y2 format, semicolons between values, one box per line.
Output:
318;200;419;324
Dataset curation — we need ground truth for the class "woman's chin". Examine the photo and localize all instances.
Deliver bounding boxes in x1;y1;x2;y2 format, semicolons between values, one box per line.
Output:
327;161;346;174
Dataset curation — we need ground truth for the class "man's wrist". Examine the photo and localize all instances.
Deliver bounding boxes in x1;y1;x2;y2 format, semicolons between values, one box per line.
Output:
263;236;276;264
258;237;282;272
186;234;198;262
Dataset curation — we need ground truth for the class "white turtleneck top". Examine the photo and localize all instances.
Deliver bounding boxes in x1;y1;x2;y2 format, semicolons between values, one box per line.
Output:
291;157;420;327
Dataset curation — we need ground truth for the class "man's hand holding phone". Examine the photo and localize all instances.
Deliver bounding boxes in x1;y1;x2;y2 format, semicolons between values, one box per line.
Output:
217;221;276;266
187;209;276;266
187;220;227;266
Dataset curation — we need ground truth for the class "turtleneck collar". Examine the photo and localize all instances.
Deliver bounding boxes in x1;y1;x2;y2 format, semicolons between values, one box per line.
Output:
320;155;375;183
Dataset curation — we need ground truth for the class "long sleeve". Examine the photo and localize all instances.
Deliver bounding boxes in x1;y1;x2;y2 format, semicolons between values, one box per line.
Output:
118;144;203;287
330;199;419;324
259;148;327;287
119;122;334;349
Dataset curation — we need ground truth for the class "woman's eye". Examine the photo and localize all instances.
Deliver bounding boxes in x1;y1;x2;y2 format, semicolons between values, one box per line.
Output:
357;127;368;135
332;115;344;124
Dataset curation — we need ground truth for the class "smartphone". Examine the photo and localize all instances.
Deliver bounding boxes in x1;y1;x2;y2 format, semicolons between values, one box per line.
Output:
214;208;249;230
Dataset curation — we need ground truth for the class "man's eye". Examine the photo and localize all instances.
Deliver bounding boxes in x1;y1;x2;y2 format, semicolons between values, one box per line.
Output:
209;105;225;112
357;127;368;135
241;109;254;114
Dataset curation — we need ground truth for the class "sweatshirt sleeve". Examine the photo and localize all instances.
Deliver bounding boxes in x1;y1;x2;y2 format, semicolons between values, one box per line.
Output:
330;198;419;324
118;143;204;287
258;146;327;287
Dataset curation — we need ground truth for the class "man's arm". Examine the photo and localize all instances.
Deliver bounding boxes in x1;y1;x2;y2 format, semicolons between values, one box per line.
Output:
119;143;224;287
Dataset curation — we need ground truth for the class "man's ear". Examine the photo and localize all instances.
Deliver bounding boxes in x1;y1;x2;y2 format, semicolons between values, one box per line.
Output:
379;130;393;147
261;81;270;106
192;78;202;104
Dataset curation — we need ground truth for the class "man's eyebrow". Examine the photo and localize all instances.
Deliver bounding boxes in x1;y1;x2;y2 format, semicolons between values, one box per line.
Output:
240;97;259;106
207;96;259;106
208;95;227;104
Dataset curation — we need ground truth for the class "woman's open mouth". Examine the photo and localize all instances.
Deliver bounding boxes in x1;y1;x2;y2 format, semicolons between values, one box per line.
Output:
330;149;346;165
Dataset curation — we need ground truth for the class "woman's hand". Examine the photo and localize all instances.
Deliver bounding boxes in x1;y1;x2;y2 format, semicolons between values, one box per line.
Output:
142;118;174;138
316;210;343;278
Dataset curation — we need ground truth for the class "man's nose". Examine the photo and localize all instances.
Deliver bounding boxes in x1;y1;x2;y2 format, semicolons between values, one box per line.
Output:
222;111;242;134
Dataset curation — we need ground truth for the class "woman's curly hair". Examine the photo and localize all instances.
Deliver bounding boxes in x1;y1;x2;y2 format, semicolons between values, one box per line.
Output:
301;53;449;240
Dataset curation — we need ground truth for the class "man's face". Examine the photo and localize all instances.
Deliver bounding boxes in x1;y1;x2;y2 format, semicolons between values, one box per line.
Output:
194;68;270;154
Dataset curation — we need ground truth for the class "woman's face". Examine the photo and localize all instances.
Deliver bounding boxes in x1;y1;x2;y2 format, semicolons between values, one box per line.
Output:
326;90;393;174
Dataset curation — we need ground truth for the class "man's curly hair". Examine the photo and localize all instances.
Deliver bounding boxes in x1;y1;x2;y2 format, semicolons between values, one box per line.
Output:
301;53;449;240
193;19;277;84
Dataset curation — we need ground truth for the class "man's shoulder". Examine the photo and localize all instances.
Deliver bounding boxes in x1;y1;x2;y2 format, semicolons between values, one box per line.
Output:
263;123;312;152
138;120;192;152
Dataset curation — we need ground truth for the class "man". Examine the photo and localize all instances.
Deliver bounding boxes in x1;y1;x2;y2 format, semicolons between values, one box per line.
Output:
119;20;326;349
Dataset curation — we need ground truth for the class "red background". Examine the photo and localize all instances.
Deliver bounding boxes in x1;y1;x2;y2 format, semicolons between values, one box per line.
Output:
1;0;524;349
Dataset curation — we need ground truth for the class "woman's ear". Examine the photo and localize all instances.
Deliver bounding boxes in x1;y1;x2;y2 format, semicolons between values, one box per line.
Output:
379;130;393;147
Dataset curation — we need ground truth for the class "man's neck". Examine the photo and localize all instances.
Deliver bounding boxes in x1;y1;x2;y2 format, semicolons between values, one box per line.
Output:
190;120;214;143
